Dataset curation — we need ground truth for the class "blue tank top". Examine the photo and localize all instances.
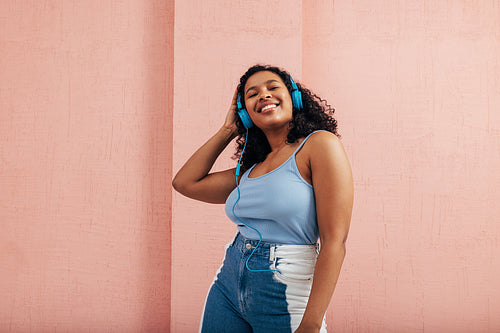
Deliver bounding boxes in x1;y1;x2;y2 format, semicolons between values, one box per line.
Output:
224;131;321;245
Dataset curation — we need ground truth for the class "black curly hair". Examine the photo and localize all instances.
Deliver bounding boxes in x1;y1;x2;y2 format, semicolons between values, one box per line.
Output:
234;64;339;170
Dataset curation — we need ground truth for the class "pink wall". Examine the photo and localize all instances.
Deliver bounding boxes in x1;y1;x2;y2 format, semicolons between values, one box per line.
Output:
2;0;500;332
0;1;173;331
171;1;302;331
303;2;500;331
172;1;500;332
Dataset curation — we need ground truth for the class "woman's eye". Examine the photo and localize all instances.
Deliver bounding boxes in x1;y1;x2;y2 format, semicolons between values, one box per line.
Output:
248;93;257;98
269;86;279;90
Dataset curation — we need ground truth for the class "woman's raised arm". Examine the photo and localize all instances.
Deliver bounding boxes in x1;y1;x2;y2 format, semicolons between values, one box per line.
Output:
172;90;240;204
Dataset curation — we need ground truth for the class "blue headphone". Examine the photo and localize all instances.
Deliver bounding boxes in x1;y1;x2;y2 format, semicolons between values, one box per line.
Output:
237;74;303;129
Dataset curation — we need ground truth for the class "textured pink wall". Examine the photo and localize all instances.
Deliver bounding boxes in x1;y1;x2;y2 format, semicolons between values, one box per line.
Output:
172;1;500;332
2;0;499;332
303;1;500;332
171;1;302;331
0;1;173;331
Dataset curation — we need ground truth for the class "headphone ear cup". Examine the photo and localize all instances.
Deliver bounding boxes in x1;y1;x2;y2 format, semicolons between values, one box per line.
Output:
237;94;254;129
289;75;303;110
292;90;303;110
237;104;254;129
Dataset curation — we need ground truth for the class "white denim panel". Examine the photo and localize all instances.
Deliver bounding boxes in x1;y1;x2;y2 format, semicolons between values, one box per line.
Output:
271;243;327;332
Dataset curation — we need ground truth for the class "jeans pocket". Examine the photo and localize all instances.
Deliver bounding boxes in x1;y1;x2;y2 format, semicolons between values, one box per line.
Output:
272;246;318;283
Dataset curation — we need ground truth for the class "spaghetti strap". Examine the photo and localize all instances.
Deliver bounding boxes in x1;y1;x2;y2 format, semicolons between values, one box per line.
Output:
292;130;325;156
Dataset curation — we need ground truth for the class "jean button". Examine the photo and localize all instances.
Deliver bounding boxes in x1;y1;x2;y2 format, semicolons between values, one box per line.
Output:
245;243;252;249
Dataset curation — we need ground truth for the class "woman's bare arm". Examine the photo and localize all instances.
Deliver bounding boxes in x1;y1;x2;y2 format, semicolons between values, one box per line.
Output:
296;131;353;332
172;90;240;204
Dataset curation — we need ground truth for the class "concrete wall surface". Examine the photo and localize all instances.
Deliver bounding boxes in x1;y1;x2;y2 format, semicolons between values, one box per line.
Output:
1;0;499;332
0;1;173;331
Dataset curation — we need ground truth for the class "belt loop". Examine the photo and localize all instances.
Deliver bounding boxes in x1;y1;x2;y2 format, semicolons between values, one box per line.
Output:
269;245;276;262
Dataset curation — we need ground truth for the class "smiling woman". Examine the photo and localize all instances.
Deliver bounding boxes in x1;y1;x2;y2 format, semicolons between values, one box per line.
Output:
241;71;294;131
234;65;340;173
172;64;353;333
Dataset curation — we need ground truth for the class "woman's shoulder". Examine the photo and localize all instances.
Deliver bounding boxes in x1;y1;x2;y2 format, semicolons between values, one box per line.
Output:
304;130;341;149
294;131;344;183
300;130;344;163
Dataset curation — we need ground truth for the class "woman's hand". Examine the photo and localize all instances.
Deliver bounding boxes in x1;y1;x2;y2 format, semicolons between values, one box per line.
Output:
294;323;321;333
223;88;239;136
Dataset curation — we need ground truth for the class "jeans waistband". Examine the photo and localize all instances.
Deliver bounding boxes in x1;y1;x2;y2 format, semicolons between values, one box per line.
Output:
231;232;319;257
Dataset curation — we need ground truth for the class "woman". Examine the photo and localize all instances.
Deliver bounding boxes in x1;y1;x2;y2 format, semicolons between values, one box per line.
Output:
172;65;353;333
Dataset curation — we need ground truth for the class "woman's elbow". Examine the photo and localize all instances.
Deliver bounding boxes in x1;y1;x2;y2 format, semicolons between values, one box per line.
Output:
171;175;186;194
172;176;202;200
320;235;348;254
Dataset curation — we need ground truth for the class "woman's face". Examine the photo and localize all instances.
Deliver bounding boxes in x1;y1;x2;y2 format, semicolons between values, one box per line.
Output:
243;71;294;130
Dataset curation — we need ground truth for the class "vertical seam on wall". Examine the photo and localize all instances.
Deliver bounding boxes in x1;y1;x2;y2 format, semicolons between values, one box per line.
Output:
168;0;175;331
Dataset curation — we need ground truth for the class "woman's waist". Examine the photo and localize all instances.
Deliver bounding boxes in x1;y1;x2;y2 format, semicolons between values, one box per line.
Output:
231;232;319;258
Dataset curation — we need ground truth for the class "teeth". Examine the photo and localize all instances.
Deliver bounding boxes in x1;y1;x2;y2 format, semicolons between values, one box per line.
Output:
261;104;276;112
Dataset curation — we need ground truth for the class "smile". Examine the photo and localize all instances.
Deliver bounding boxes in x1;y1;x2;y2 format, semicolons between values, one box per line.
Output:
260;104;278;113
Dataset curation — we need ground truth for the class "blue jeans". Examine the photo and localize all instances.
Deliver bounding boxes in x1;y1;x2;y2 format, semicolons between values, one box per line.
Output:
199;232;327;333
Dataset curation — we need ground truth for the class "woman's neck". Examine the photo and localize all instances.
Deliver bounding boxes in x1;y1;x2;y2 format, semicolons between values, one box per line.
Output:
263;127;290;152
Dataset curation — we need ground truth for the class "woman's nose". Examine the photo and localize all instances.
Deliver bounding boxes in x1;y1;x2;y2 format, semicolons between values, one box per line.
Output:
258;89;272;100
